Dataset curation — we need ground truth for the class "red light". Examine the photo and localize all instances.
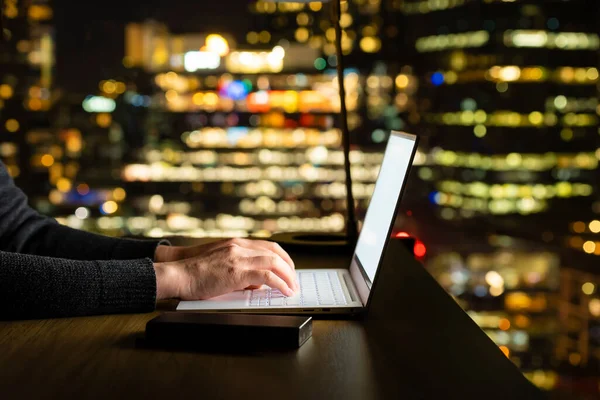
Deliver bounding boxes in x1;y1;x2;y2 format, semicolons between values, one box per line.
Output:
406;210;413;216
414;240;426;258
394;231;410;238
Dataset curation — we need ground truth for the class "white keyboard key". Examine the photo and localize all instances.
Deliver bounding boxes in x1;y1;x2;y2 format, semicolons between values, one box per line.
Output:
285;296;301;306
247;271;349;307
269;298;285;306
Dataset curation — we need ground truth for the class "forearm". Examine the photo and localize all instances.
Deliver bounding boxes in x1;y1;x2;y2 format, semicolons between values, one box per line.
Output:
0;250;157;320
21;221;166;261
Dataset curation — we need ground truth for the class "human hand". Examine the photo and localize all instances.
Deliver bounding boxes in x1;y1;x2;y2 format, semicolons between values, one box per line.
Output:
154;238;298;301
155;238;295;270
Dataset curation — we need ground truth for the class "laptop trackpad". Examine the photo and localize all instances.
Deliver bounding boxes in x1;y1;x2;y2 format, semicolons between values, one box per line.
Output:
177;290;250;310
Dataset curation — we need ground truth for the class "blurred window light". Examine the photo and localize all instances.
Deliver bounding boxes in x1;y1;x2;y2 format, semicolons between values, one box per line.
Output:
82;96;116;113
226;49;284;73
505;30;600;50
184;51;221;72
75;207;90;220
415;31;489;53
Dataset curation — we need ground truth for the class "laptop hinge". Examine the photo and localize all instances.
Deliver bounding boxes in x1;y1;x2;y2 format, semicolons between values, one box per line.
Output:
343;273;359;304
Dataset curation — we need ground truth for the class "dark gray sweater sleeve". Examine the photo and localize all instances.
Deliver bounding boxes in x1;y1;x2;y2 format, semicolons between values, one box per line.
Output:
0;251;157;319
0;160;161;319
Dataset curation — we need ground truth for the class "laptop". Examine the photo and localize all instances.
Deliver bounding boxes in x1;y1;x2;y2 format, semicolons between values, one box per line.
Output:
177;131;419;314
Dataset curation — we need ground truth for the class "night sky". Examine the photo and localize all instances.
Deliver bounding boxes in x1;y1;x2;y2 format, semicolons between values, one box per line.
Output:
54;0;251;92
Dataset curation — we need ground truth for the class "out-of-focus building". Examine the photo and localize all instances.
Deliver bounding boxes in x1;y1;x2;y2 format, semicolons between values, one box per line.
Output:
0;0;55;197
50;21;397;239
428;247;561;390
398;0;599;245
556;267;600;369
248;0;416;149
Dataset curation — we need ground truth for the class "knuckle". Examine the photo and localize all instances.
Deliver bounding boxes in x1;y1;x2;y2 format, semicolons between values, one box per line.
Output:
224;243;240;254
225;238;239;246
262;270;273;281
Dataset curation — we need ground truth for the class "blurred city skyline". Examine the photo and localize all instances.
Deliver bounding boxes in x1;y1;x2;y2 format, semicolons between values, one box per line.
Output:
1;0;599;396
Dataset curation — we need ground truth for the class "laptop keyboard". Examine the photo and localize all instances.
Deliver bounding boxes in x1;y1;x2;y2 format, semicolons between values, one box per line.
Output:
248;271;348;307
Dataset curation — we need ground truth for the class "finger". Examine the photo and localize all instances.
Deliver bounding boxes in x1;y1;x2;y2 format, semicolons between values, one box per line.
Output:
235;238;296;273
244;285;261;290
243;269;295;297
249;254;298;293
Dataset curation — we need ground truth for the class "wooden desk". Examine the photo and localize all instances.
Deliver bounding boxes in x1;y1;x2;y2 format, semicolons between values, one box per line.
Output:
0;241;542;399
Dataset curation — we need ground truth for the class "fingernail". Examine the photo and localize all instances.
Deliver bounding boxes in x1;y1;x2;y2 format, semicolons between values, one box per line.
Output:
286;288;295;297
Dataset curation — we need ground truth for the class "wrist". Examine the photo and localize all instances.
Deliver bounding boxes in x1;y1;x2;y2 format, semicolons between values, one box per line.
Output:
154;244;184;263
154;262;182;300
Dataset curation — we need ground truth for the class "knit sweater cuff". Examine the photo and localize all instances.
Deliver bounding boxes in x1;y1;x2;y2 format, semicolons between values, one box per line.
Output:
111;238;171;261
97;258;157;313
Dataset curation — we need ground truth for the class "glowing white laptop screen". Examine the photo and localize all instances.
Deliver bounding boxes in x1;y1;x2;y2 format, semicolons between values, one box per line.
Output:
353;132;417;285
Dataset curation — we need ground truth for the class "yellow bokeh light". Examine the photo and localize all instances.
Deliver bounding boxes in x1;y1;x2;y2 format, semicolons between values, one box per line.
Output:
28;98;43;111
295;28;309;43
589;299;600;317
528;112;543;125
586;68;599;81
582;282;595;295
96;113;112;128
514;315;530;328
122;56;134;68
102;201;118;215
568;353;581;366
5;4;18;18
589;220;600;233
115;82;126;94
572;221;586;233
192;92;204;105
165;90;178;102
340;13;353;29
0;84;13;99
474;125;487;138
113;187;127;201
56;178;72;193
308;2;322;12
445;71;458;84
246;31;258;44
297;12;309;26
205;34;230;56
395;74;409;89
49;190;63;205
28;4;53;20
41;154;55;168
499;346;510;358
5;119;19;132
359;37;381;53
560;128;573;141
497;66;521;82
102;80;116;94
582;241;596;254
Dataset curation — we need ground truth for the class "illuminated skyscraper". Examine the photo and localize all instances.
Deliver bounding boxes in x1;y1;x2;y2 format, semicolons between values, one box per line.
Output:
248;0;412;148
47;22;388;239
556;267;600;370
0;0;55;195
398;1;599;243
